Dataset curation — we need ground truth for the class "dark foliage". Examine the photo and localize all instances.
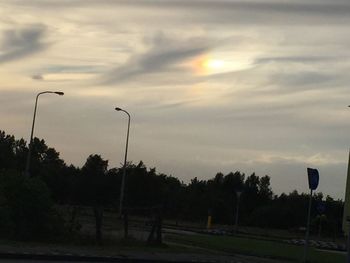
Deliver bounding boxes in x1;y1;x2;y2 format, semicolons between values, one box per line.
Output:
0;170;64;240
0;130;345;239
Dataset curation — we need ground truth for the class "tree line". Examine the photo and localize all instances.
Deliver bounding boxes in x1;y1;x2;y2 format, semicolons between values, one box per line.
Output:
0;130;344;241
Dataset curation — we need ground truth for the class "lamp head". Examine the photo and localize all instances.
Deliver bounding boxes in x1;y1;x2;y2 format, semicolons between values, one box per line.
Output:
55;92;64;96
115;107;122;111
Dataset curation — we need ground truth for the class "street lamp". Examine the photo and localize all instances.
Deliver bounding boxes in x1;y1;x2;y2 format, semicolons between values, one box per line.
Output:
25;91;64;176
115;107;131;216
234;190;242;234
347;105;350;263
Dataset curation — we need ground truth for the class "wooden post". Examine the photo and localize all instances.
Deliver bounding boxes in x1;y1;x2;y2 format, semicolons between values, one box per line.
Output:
156;208;162;244
123;209;128;239
147;208;156;243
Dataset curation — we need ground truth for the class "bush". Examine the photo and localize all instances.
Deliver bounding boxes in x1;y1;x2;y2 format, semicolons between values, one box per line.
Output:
0;170;65;240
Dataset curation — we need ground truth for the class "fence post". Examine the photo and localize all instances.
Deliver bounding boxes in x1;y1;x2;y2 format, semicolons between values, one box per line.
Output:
123;209;128;239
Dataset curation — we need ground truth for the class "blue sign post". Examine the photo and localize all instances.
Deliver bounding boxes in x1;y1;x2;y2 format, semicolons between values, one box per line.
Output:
303;167;319;263
307;168;319;190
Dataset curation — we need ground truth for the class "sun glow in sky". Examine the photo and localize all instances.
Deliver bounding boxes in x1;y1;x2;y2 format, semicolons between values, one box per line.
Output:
204;59;225;70
193;55;255;75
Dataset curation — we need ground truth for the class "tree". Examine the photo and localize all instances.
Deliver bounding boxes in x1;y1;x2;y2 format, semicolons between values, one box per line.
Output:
258;175;273;201
0;131;17;170
0;170;63;239
80;154;109;243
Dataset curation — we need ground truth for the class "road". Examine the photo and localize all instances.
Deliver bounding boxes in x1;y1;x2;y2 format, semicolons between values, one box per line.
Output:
0;253;290;263
0;261;91;263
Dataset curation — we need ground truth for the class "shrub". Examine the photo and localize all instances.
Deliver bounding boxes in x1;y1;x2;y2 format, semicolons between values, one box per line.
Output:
0;170;64;240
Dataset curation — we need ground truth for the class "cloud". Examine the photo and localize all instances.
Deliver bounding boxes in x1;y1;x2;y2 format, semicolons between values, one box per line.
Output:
100;34;211;84
146;99;201;110
0;24;48;63
10;1;350;25
31;74;43;80
251;55;350;92
270;71;336;88
255;56;340;64
11;0;350;14
31;65;104;82
253;153;346;166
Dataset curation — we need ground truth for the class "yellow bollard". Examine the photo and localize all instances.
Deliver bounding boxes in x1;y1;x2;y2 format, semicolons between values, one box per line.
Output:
207;215;212;229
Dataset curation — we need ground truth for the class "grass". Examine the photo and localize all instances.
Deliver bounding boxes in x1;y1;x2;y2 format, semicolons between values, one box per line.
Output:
1;230;345;262
165;233;346;263
0;233;196;257
2;207;345;263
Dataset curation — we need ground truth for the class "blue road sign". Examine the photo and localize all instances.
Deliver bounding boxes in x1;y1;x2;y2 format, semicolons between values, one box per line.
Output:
307;168;319;190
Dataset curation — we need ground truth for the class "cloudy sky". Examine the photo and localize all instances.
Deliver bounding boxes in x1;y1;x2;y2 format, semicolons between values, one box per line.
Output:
1;0;349;199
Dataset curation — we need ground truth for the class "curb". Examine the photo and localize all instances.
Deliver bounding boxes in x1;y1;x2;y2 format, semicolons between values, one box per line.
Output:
0;252;216;263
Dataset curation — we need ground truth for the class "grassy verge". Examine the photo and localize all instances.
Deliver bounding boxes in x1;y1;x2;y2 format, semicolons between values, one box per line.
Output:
165;233;346;263
0;234;201;257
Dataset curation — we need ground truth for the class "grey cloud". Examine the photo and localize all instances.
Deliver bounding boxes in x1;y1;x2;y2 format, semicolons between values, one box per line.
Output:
0;25;48;63
146;99;201;110
32;74;43;80
270;71;336;88
255;56;341;64
100;34;210;84
44;65;105;74
11;0;350;13
31;64;105;82
10;0;350;26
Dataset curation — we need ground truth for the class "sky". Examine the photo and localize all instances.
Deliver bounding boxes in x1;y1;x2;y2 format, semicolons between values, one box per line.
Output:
0;0;350;199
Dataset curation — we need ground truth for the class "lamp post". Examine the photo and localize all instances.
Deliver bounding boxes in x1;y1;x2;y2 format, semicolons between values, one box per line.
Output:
25;91;64;176
115;107;131;216
234;190;242;234
347;105;350;263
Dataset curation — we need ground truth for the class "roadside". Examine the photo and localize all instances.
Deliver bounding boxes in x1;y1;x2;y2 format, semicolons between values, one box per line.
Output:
0;237;290;263
0;216;345;263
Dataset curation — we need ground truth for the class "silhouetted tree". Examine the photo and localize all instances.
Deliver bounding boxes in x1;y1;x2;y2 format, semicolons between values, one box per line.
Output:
80;154;110;243
0;169;63;239
0;130;345;239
